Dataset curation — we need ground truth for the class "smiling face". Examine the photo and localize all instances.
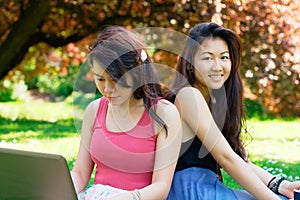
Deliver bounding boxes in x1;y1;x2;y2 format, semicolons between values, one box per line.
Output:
193;37;231;91
93;61;134;105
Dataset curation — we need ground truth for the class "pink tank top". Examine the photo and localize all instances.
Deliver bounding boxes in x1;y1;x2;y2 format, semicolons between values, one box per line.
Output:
90;97;157;190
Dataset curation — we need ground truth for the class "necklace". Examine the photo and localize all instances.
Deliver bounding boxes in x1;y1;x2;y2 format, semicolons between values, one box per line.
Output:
110;98;144;117
111;107;130;118
106;101;145;132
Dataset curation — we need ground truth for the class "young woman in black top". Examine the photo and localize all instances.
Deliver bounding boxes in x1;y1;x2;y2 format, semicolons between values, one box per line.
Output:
166;22;300;200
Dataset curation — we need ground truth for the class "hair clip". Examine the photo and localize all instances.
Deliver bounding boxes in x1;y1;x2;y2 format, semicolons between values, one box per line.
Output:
141;49;147;62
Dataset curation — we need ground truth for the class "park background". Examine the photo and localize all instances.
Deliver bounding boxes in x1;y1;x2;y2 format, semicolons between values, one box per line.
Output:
0;0;299;189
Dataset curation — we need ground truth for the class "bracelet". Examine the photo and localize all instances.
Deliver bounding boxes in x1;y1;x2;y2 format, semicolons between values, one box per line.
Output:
267;175;286;194
130;189;141;200
267;176;276;188
130;191;138;200
135;189;141;200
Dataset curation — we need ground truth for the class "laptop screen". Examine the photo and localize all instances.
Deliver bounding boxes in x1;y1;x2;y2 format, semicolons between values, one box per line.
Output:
0;148;78;200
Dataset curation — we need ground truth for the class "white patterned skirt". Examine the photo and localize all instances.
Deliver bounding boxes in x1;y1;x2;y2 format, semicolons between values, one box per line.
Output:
78;184;126;200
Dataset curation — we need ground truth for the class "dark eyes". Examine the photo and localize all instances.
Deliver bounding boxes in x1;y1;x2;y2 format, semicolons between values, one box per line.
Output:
96;78;105;81
202;55;229;61
95;77;116;84
221;55;229;60
202;57;213;60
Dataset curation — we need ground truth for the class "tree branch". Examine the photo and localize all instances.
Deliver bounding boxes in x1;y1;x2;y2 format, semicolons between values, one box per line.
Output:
0;0;51;79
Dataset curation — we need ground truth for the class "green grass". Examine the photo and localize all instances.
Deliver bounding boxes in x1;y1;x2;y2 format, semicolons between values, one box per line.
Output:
0;100;81;163
223;119;300;189
0;99;299;189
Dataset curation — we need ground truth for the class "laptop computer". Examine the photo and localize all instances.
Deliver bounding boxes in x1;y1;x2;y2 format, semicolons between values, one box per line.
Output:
0;147;78;200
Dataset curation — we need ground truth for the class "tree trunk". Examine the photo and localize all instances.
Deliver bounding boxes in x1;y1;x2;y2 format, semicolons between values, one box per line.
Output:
0;0;51;80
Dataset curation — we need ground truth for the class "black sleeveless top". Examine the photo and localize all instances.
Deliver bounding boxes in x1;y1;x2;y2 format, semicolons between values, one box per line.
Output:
170;94;218;174
176;137;217;173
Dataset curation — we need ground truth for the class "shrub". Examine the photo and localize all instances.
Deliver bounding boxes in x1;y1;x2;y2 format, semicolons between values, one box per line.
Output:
0;71;28;102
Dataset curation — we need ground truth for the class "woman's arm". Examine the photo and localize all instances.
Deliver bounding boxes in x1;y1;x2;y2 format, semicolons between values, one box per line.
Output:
109;99;182;200
71;100;99;193
175;87;280;200
71;144;94;193
141;99;182;199
248;161;300;199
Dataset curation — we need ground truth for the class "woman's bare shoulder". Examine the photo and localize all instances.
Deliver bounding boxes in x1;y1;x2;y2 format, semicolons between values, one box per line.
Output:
177;86;202;98
155;98;180;123
83;98;102;118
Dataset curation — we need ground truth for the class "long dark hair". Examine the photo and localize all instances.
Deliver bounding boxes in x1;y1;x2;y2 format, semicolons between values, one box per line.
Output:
88;26;167;133
168;22;247;160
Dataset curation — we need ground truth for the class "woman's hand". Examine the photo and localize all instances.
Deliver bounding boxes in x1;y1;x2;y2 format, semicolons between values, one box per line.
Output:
279;180;300;199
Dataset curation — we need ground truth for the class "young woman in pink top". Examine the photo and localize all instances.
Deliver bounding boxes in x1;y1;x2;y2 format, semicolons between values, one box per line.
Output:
71;26;182;200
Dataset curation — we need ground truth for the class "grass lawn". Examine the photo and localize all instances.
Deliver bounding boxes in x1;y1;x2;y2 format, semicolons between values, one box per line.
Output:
223;119;300;189
0;100;81;168
0;99;299;189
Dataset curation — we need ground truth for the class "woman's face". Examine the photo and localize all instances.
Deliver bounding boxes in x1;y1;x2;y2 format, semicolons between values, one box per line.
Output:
93;62;134;105
193;37;231;90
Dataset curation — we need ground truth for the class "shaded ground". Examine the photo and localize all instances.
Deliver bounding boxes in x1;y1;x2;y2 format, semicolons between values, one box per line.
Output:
28;89;57;102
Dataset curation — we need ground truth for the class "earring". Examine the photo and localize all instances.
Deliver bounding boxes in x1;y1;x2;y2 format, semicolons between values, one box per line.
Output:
187;66;194;77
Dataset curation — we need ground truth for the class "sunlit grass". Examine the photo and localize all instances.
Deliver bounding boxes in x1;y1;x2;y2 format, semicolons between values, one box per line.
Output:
245;119;300;163
0;101;75;121
223;118;300;189
0;100;81;159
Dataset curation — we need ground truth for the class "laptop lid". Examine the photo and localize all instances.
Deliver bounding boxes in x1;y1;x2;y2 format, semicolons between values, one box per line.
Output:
0;147;78;200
